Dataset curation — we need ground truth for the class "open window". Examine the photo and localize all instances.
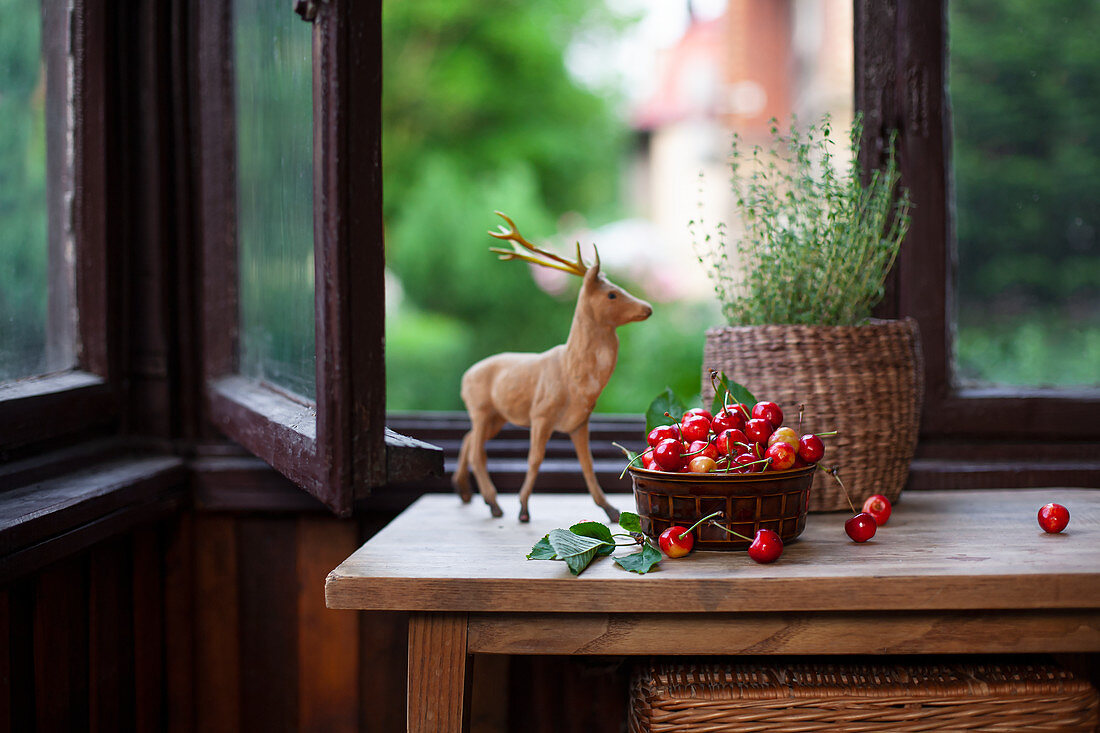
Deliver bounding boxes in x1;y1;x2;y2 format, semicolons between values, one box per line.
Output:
195;1;438;516
0;0;120;460
856;0;1100;483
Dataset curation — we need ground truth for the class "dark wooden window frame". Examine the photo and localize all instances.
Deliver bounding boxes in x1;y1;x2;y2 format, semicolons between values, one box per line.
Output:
0;0;121;459
195;1;386;517
855;0;1100;458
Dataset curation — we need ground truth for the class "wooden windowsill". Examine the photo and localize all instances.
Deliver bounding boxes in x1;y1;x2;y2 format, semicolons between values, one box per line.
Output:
0;452;187;582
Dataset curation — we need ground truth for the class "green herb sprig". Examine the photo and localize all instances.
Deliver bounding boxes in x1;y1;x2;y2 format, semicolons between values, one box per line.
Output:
692;114;912;326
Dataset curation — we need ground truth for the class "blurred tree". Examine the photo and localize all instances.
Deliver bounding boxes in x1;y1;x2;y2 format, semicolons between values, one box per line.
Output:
383;0;634;409
951;0;1100;385
0;0;48;382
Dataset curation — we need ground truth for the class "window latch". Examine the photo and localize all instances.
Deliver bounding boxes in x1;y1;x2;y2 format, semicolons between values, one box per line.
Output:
294;0;319;22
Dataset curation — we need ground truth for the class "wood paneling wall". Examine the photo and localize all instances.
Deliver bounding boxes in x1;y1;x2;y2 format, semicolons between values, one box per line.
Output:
1;504;635;733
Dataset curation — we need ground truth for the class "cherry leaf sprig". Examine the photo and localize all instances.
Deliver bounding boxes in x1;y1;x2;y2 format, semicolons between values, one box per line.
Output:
526;511;661;575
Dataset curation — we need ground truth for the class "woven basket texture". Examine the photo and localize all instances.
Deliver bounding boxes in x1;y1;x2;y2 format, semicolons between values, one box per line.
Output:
702;318;923;512
629;659;1100;732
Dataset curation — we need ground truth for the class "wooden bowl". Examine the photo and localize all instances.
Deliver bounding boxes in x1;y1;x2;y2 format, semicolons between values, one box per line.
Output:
628;464;816;550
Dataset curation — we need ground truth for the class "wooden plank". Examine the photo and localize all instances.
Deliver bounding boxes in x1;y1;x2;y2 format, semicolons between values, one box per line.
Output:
237;518;298;733
132;525;165;733
296;517;359;733
407;612;469;733
34;554;90;730
89;536;136;732
191;456;328;513
0;588;9;733
6;579;34;733
194;517;240;733
164;515;195;733
326;490;1100;614
468;611;1100;656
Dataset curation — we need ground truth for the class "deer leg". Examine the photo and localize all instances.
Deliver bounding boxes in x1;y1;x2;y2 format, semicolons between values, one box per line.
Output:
517;420;553;523
468;415;505;518
569;422;620;524
452;431;473;502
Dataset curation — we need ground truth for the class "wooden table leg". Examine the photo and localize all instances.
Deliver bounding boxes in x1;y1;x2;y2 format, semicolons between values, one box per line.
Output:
408;612;470;733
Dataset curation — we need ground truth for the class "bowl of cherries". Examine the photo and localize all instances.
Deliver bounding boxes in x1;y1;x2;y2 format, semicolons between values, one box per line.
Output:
626;379;834;551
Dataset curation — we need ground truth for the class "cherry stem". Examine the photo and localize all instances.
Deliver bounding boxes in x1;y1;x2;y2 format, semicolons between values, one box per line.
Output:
616;444;653;479
707;520;753;543
815;430;839;437
798;404;804;435
826;466;856;513
717;456;771;474
679;510;724;541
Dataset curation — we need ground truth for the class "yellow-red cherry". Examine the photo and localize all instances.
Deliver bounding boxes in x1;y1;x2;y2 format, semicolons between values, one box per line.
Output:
658;526;694;557
688;455;717;473
768;427;799;451
1037;503;1070;533
764;441;796;470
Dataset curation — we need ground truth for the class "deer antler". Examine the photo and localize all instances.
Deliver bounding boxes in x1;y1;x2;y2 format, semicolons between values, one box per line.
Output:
488;211;589;277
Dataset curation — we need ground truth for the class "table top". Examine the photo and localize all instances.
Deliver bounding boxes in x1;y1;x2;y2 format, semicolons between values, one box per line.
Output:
325;488;1100;614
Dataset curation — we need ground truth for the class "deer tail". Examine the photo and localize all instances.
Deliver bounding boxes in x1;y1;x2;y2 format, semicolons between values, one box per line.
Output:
453;431;473;501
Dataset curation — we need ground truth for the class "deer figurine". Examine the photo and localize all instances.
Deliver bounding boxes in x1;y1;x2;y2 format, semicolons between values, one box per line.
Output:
453;212;652;523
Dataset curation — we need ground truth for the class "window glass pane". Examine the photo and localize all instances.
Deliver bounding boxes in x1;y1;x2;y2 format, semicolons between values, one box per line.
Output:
1;0;71;383
235;0;315;401
950;1;1100;388
383;0;851;412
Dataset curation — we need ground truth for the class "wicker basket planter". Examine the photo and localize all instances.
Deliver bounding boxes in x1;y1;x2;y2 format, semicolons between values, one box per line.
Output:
702;318;923;512
629;659;1100;732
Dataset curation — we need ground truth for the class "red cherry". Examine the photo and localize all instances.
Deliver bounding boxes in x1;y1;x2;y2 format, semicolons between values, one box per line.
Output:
764;441;796;470
1037;503;1070;533
744;418;773;444
681;414;712;443
845;512;877;543
647;424;680;447
747;529;783;563
687;440;719;460
751;401;784;428
732;452;763;473
653;438;685;472
712;408;745;433
641;453;658;471
682;407;713;424
862;494;892;525
798;433;825;463
715;428;748;457
659;526;694;557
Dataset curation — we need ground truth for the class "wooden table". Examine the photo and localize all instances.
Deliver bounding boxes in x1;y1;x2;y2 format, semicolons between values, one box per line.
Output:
326;489;1100;732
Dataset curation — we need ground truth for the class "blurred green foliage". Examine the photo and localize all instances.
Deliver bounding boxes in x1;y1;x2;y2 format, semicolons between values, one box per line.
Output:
383;0;676;412
951;0;1100;386
234;0;316;399
0;0;48;382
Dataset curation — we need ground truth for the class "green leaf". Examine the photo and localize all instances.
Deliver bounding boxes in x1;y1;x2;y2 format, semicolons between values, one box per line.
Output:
569;521;616;556
526;534;557;560
710;370;757;414
617;511;643;534
547;529;611;576
646;388;687;434
613;544;662;574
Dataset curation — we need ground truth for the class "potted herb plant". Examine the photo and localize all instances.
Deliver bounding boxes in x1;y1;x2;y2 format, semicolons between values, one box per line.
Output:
692;116;921;511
